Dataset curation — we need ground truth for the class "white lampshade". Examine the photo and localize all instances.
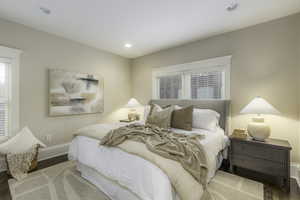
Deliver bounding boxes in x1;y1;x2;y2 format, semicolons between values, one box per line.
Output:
125;98;141;108
240;97;280;115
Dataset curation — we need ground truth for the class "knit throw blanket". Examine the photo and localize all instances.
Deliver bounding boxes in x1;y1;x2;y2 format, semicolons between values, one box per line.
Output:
6;145;38;181
100;124;208;188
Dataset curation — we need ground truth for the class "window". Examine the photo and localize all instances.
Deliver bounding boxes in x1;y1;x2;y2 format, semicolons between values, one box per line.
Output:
158;75;182;99
0;61;8;136
0;46;21;137
152;56;231;100
190;71;223;99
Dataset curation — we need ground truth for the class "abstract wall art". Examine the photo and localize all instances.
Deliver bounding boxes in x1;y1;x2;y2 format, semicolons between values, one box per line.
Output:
49;69;104;116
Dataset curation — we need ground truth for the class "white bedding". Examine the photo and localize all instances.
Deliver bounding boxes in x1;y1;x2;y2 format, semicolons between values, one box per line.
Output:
68;122;229;200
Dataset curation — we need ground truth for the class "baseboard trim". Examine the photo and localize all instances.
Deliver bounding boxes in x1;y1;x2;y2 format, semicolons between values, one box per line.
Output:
0;142;70;173
38;143;70;161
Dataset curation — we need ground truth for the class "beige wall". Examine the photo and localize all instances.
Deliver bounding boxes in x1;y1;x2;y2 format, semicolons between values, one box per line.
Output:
132;13;300;162
298;16;300;162
0;18;131;146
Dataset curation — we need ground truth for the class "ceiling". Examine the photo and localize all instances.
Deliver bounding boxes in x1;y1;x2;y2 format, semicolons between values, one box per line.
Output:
0;0;299;58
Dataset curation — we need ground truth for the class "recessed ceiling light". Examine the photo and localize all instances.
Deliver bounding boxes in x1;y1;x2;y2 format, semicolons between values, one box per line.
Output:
40;7;51;15
124;43;132;48
227;2;239;12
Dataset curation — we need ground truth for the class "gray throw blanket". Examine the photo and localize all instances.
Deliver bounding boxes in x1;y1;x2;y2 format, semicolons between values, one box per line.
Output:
100;123;208;188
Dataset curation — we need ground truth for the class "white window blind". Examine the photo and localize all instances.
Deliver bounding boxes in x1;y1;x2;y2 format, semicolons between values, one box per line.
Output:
158;75;182;99
190;71;223;99
0;46;21;137
152;56;231;100
0;62;8;136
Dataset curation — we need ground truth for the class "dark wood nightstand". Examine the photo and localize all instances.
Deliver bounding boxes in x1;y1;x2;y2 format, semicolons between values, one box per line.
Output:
229;136;292;192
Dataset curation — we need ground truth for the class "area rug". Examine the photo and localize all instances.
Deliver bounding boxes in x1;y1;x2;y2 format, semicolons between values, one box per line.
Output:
8;161;110;200
209;170;264;200
8;161;269;200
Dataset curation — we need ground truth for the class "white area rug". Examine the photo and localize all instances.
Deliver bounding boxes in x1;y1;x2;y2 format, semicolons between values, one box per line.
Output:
8;161;265;200
209;170;264;200
8;161;110;200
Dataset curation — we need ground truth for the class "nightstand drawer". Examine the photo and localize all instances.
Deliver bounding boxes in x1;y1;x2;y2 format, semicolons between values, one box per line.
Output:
231;141;286;163
232;155;286;177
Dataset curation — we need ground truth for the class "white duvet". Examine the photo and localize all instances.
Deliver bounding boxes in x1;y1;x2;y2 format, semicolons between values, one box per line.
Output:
69;122;229;200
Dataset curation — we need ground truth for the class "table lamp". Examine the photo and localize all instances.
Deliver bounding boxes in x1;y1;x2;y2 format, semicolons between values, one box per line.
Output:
240;97;280;141
125;98;142;121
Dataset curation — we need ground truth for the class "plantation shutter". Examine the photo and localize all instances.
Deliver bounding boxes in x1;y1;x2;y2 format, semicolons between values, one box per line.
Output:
190;71;223;99
158;75;182;99
0;62;8;136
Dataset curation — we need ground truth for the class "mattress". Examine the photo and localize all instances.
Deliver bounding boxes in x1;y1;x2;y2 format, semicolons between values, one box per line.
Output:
69;122;229;200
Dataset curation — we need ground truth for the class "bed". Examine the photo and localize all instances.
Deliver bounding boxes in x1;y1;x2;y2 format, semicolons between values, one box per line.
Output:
69;99;231;200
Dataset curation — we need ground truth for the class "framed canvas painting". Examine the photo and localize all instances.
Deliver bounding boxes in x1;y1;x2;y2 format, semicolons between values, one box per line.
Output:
49;69;104;116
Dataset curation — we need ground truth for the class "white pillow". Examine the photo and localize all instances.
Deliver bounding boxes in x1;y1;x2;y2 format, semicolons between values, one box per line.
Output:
144;104;166;120
173;105;220;131
0;127;46;154
143;105;151;121
192;109;220;131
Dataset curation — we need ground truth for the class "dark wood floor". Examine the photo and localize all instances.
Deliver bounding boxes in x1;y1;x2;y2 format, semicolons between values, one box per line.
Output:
270;181;300;200
0;155;299;200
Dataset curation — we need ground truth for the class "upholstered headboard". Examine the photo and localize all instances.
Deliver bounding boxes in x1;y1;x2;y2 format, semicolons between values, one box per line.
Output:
149;99;231;135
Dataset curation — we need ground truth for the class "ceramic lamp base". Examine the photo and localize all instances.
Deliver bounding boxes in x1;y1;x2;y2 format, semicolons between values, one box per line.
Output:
128;113;140;121
247;117;270;141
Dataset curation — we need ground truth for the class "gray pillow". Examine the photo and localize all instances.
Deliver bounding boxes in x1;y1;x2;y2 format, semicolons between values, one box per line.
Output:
146;104;174;129
171;106;193;131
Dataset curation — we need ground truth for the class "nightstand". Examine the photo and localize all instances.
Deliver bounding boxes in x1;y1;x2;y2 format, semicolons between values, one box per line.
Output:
229;136;292;192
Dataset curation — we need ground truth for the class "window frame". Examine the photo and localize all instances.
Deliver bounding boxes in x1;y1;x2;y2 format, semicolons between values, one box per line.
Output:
152;56;231;100
0;46;22;138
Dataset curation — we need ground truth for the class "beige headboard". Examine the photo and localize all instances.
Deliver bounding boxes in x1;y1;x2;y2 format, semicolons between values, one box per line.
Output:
149;99;231;135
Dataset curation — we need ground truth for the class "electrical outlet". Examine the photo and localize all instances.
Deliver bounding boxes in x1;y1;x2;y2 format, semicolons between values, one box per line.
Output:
45;134;52;143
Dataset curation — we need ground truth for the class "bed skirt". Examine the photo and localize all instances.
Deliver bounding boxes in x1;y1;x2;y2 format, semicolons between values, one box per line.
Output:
77;162;181;200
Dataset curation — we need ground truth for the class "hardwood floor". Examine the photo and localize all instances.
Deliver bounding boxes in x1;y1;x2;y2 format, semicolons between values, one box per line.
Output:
0;155;299;200
270;180;300;200
0;172;10;200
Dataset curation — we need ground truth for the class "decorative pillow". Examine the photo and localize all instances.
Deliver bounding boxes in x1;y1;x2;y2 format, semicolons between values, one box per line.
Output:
192;109;220;131
0;127;46;154
6;144;39;180
146;104;174;129
171;106;193;131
